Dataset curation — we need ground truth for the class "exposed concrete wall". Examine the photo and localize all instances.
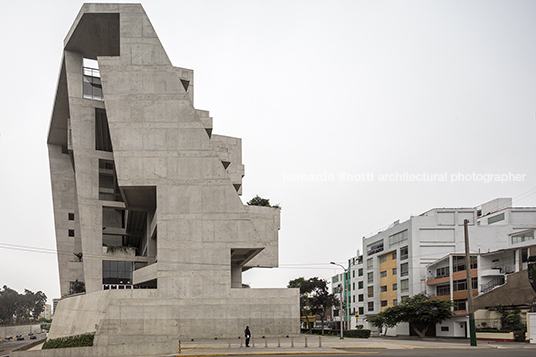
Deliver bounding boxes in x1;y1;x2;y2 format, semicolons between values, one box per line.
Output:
0;325;41;338
44;4;300;355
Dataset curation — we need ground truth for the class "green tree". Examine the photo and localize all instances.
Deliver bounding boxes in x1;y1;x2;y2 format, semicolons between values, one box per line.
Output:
367;294;454;338
308;277;338;335
288;277;314;331
0;286;48;325
247;195;271;207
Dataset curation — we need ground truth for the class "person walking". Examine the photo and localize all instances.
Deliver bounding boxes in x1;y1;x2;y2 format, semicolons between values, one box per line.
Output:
244;326;251;347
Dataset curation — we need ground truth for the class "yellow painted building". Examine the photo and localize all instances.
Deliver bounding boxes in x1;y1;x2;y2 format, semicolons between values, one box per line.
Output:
379;251;398;311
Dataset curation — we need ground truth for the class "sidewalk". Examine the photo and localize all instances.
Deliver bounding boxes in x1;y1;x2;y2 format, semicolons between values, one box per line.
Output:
166;334;536;356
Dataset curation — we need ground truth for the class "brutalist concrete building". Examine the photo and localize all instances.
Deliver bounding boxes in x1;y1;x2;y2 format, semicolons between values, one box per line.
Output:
45;3;298;355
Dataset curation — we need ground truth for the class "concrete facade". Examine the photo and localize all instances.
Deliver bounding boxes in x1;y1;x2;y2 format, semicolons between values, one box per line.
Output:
360;198;536;336
46;4;298;355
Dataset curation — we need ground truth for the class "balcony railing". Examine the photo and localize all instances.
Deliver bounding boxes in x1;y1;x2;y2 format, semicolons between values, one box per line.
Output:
480;276;505;294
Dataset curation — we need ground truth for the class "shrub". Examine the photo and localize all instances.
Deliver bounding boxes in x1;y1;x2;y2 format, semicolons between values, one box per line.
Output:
42;333;94;349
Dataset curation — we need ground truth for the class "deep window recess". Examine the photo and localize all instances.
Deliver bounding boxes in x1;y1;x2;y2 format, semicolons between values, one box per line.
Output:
95;109;113;152
358;294;364;302
441;326;449;332
367;240;384;255
381;300;387;307
359;307;364;314
367;286;374;298
359;268;363;276
368;302;374;311
358;281;363;289
368;272;374;284
393;283;397;291
102;260;133;286
68;229;75;237
68;213;75;221
99;160;123;202
83;64;103;101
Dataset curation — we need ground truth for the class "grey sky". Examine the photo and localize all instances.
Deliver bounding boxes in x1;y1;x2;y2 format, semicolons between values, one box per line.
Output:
1;0;536;304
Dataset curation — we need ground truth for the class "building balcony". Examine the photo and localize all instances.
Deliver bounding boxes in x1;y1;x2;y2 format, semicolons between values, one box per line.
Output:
427;276;450;286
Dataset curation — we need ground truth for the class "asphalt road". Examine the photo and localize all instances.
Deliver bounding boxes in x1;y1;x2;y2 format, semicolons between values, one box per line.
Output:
0;333;45;356
233;350;536;357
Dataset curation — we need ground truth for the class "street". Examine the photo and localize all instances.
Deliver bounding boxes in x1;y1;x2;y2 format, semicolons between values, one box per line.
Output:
0;333;45;356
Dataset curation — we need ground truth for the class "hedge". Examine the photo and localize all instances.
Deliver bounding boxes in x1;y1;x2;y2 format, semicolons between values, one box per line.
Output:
301;328;371;338
42;333;94;349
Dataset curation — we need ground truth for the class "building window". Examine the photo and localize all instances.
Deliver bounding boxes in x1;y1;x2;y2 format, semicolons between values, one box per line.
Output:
453;256;477;272
393;283;397;291
83;66;103;101
400;262;409;276
392;252;397;259
441;326;449;332
95;108;113;152
400;246;408;260
353;270;355;278
379;256;387;264
380;285;387;292
453;278;478;292
367;259;373;269
359;294;364;302
332;275;339;284
392;268;397;275
68;229;75;237
353;282;355;290
454;299;467;311
488;213;505;225
393;299;398;306
389;230;408;246
367;286;374;298
102;260;133;285
380;271;387;278
353;295;355;303
358;281;363;289
400;279;409;293
523;248;529;263
359;268;363;276
99;160;123;202
368;272;374;284
368;302;374;311
367;240;384;255
381;300;387;307
436;284;450;296
512;231;534;244
359;307;364;314
401;295;409;302
436;266;450;278
68;213;75;221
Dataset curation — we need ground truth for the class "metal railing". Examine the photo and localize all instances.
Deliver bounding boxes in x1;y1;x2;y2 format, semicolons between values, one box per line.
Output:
480;276;505;294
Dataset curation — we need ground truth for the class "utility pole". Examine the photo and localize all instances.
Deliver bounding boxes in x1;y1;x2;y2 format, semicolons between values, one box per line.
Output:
464;219;477;346
330;262;347;339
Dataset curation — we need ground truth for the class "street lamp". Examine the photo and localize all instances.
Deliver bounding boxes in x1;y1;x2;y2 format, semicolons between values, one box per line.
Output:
330;261;348;339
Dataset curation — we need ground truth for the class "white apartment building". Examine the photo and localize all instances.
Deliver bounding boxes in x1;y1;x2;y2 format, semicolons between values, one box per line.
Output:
361;198;536;336
331;250;365;330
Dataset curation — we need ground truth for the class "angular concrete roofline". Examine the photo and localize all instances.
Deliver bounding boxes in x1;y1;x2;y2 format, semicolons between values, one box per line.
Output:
64;3;144;47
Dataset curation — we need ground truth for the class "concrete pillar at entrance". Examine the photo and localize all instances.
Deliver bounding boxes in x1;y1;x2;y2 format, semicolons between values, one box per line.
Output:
231;266;242;288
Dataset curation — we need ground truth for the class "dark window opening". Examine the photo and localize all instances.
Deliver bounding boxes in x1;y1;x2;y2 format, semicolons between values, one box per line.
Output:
95;108;113;152
99;160;122;202
68;229;75;237
102;260;133;286
68;213;75;221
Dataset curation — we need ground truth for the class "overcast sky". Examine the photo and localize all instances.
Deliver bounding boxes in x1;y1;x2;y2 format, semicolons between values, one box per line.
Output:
2;0;536;304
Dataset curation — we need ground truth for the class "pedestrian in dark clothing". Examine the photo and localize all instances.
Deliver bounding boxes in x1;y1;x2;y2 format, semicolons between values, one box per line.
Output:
244;326;251;347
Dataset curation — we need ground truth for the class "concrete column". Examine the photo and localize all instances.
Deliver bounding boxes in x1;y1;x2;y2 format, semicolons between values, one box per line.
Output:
231;266;242;288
